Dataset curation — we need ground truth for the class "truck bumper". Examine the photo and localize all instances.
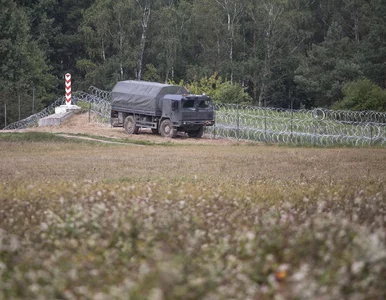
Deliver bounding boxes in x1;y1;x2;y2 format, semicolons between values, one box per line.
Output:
179;120;215;126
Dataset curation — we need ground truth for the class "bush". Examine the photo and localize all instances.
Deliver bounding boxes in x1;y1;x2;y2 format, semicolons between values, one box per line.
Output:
334;78;386;111
171;73;252;105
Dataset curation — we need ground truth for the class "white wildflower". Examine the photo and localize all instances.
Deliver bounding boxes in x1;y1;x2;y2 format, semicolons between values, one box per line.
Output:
149;288;164;300
139;263;150;277
246;231;255;241
292;264;309;281
351;261;365;275
40;222;48;231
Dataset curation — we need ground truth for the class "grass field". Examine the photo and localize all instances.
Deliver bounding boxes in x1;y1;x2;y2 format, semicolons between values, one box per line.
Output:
0;132;385;299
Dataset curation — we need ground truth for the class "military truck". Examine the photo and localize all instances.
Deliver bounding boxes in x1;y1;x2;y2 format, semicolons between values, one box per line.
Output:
110;80;215;138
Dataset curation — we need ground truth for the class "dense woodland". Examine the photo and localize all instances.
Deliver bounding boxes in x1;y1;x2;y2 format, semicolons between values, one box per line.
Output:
1;0;386;128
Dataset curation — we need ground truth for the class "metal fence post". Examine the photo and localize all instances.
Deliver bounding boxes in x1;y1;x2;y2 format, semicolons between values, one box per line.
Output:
89;102;91;123
264;109;267;144
32;86;35;114
290;101;293;143
236;103;240;140
18;94;21;121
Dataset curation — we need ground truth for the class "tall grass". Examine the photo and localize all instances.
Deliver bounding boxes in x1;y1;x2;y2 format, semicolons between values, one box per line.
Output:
0;139;385;299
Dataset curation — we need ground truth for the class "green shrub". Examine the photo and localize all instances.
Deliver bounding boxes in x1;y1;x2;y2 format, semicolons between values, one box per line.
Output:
171;73;252;104
334;78;386;111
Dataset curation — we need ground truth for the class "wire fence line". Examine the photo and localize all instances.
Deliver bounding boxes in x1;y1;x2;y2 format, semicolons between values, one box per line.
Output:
3;87;386;146
2;87;111;130
208;104;386;146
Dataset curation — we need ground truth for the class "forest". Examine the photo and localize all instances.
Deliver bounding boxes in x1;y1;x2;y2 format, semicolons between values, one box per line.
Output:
1;0;386;128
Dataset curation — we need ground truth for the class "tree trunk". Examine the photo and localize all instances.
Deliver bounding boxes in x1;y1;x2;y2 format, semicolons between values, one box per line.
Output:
258;82;265;107
101;39;106;61
216;0;243;84
119;35;124;79
137;5;151;81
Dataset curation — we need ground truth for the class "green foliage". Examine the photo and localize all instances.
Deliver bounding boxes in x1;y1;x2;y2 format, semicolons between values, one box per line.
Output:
216;82;252;105
334;78;386;111
171;74;252;104
3;0;386;125
142;64;161;82
0;0;55;128
295;22;362;107
0;132;68;142
74;100;91;111
76;59;97;74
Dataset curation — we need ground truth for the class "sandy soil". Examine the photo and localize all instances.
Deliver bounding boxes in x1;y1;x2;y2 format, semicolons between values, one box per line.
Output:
3;113;242;146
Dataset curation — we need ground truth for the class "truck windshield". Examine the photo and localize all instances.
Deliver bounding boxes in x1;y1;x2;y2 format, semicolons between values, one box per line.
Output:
197;99;211;108
182;100;195;108
182;98;212;109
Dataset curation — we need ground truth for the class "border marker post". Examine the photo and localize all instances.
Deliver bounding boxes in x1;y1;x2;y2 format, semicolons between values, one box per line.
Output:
65;73;72;106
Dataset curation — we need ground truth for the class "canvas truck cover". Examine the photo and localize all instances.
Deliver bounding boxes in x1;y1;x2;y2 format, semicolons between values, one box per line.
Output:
111;80;188;115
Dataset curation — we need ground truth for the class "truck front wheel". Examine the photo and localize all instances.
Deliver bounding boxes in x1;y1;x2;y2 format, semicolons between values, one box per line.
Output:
160;119;177;138
187;126;204;138
124;115;139;134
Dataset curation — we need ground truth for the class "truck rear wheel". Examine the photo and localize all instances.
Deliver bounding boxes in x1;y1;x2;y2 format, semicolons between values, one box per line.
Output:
160;119;177;138
124;115;139;134
187;126;204;138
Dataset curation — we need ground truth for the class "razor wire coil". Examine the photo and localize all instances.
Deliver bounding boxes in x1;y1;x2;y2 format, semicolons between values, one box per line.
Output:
3;87;386;146
207;104;386;146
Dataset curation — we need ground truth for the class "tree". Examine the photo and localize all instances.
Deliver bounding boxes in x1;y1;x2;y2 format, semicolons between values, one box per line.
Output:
0;0;55;128
215;0;244;83
187;0;228;79
135;0;152;80
243;0;312;107
356;0;386;88
295;22;362;107
80;0;139;88
151;0;192;82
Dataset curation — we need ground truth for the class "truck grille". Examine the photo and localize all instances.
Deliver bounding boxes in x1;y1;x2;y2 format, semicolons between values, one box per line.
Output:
182;112;213;120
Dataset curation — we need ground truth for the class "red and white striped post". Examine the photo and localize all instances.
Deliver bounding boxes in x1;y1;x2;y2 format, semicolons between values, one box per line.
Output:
65;73;71;106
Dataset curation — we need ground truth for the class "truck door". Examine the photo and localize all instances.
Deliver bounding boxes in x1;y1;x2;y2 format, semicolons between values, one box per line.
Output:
162;99;180;123
181;98;197;120
170;100;180;123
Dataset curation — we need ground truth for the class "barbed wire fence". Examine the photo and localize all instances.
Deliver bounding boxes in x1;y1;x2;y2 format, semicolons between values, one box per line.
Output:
207;104;386;146
2;87;111;130
3;87;386;146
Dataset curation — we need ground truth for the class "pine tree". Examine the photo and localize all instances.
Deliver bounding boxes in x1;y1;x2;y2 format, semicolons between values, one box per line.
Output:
0;0;55;128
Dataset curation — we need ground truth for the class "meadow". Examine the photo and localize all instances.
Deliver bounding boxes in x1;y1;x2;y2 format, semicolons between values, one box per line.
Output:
0;132;385;299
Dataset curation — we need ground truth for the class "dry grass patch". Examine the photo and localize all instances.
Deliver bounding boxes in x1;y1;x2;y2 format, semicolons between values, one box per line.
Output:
0;135;385;299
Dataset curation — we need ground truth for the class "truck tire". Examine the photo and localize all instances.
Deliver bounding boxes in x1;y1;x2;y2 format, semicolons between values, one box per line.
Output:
124;115;139;134
159;119;177;138
187;126;204;138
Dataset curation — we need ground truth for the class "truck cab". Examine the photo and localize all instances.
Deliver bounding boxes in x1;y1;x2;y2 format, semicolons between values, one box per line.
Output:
159;94;215;138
